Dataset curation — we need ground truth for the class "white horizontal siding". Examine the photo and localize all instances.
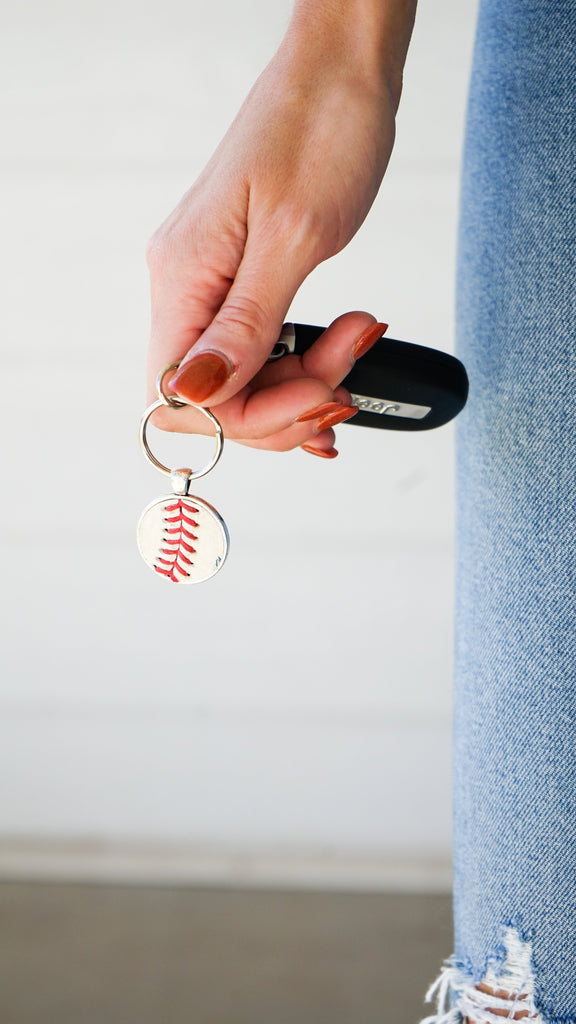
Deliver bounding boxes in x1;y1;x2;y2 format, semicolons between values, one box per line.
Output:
0;0;478;885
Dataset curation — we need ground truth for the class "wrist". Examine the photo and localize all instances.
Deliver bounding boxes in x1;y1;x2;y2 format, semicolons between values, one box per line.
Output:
286;0;417;110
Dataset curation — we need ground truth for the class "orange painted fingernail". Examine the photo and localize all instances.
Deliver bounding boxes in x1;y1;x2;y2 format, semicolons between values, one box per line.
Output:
316;405;359;431
352;322;388;362
295;401;342;423
169;352;234;404
300;444;339;459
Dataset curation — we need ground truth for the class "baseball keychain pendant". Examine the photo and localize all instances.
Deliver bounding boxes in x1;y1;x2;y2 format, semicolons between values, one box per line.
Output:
137;363;230;584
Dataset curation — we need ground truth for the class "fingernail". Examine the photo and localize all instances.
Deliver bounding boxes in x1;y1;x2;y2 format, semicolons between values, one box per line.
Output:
352;321;388;362
295;401;342;423
301;444;339;459
169;352;234;404
316;405;359;431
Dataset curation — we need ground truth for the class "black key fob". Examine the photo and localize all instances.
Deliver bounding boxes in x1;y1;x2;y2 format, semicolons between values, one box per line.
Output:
271;323;469;431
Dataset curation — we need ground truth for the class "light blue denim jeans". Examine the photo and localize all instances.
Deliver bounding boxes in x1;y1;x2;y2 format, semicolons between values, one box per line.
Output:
422;2;576;1022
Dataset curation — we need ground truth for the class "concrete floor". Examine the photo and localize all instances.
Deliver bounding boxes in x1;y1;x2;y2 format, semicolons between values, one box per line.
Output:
0;884;451;1024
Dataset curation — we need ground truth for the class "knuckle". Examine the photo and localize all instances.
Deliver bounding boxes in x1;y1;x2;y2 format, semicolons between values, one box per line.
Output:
215;298;269;339
145;223;184;271
145;230;168;269
264;201;341;262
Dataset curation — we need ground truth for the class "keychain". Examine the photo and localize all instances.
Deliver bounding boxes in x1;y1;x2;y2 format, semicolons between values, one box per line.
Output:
137;363;230;584
272;324;469;431
137;328;468;583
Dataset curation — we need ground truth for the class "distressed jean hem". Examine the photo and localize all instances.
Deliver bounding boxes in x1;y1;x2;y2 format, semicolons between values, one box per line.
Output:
420;925;574;1024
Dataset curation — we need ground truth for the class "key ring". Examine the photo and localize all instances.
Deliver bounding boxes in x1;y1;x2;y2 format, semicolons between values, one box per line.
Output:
137;361;229;584
155;362;187;408
139;401;224;482
139;360;224;483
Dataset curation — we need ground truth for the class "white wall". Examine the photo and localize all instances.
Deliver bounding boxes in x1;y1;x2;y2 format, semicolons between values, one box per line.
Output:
0;0;478;888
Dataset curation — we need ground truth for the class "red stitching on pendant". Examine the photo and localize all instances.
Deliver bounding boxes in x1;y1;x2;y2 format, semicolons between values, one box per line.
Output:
154;499;199;581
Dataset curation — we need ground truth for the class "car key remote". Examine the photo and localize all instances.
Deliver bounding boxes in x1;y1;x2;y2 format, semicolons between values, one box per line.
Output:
270;323;469;431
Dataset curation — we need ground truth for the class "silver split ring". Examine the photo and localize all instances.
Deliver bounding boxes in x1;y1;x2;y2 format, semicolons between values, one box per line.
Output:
156;361;186;407
140;365;224;481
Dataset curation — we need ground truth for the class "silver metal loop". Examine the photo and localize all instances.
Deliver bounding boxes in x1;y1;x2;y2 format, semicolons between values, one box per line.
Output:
156;362;186;408
267;342;290;361
139;399;224;481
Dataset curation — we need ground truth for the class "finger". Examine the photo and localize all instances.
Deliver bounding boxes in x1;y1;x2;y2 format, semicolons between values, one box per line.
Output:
300;311;388;388
151;375;340;441
300;438;340;459
250;312;387;394
241;426;337;454
248;354;352;407
167;226;317;406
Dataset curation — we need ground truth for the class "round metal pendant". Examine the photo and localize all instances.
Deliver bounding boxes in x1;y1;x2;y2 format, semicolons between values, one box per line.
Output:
137;494;229;584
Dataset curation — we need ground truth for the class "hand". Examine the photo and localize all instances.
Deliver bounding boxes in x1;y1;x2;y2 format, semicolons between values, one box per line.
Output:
145;26;398;454
152;313;387;457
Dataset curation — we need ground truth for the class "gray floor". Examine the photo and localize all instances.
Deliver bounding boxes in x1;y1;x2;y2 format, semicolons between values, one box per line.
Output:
0;884;451;1024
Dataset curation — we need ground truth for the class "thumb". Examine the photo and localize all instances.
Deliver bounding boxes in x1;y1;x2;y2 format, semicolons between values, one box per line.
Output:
168;234;312;405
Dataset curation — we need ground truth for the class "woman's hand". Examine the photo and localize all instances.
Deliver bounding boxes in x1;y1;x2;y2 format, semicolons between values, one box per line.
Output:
151;312;387;457
145;3;413;454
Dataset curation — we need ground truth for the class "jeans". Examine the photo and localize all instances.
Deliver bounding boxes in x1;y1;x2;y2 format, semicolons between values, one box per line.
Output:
422;2;576;1021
